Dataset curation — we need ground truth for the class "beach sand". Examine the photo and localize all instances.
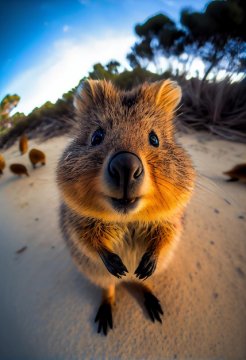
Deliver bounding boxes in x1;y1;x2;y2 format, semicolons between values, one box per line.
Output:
0;132;245;360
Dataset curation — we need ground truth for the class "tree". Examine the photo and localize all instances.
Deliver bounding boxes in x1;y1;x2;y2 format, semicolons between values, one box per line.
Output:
88;60;121;80
127;14;183;70
0;94;20;119
127;0;246;80
106;60;120;74
181;0;246;80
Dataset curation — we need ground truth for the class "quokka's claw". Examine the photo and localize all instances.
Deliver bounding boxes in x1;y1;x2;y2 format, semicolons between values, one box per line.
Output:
100;250;128;278
134;251;157;280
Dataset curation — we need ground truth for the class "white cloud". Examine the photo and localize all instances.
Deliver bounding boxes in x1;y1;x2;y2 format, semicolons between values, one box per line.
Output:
3;31;135;115
63;25;70;33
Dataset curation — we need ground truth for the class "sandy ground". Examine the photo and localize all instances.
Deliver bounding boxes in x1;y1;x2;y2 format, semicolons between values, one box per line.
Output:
0;132;245;360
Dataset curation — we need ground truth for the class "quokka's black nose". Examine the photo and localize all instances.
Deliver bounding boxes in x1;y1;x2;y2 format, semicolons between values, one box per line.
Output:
107;151;144;190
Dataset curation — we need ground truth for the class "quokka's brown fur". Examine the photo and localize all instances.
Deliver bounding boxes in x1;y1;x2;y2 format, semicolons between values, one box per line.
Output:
29;148;46;168
223;163;246;182
0;154;6;175
10;163;29;177
19;135;28;155
57;79;195;335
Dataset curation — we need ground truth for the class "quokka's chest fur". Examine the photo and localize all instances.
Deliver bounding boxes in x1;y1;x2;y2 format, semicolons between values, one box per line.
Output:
60;202;181;281
62;203;148;257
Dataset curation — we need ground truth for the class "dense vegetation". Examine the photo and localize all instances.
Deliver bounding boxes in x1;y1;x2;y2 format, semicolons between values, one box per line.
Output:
128;0;245;80
0;0;245;148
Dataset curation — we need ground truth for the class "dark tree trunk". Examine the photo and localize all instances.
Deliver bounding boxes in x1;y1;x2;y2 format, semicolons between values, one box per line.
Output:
202;53;224;83
202;61;217;82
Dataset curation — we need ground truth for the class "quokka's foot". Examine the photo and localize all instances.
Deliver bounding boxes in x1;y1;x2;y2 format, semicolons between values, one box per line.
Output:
144;291;163;323
95;301;113;336
226;177;238;182
99;249;128;278
134;251;157;280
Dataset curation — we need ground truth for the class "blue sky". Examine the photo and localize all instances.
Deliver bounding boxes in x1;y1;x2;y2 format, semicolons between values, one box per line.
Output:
0;0;209;114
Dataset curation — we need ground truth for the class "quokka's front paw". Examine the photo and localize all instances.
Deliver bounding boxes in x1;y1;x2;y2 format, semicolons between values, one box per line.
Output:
134;251;157;280
99;249;128;278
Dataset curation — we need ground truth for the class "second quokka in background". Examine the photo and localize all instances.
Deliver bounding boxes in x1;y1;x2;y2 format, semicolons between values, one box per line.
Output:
57;79;195;335
29;148;46;168
0;154;6;175
10;163;29;177
19;135;28;155
223;163;246;182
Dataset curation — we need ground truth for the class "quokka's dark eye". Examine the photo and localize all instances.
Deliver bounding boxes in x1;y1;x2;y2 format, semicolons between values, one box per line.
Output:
149;131;159;147
91;128;105;146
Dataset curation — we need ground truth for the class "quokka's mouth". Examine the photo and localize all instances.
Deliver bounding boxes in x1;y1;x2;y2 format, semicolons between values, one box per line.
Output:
109;197;140;213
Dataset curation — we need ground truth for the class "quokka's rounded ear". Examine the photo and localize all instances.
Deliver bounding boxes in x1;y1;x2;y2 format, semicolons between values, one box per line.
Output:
73;79;117;112
150;80;182;114
73;79;100;111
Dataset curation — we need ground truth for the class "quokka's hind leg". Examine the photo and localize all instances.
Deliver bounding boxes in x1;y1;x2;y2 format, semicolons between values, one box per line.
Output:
137;282;164;324
95;284;115;336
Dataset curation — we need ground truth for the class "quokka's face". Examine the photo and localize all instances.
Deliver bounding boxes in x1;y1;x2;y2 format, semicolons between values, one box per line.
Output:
57;80;195;222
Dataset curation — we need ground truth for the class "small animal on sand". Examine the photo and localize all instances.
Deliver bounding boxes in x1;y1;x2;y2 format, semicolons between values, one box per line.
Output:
10;163;29;177
223;163;246;182
29;148;46;168
57;79;195;335
0;154;6;175
19;135;28;155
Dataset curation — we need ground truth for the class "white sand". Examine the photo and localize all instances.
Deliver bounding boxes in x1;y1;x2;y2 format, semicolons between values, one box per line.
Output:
0;133;245;360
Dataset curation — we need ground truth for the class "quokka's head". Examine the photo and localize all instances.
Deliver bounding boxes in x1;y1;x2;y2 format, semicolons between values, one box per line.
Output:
57;79;195;222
